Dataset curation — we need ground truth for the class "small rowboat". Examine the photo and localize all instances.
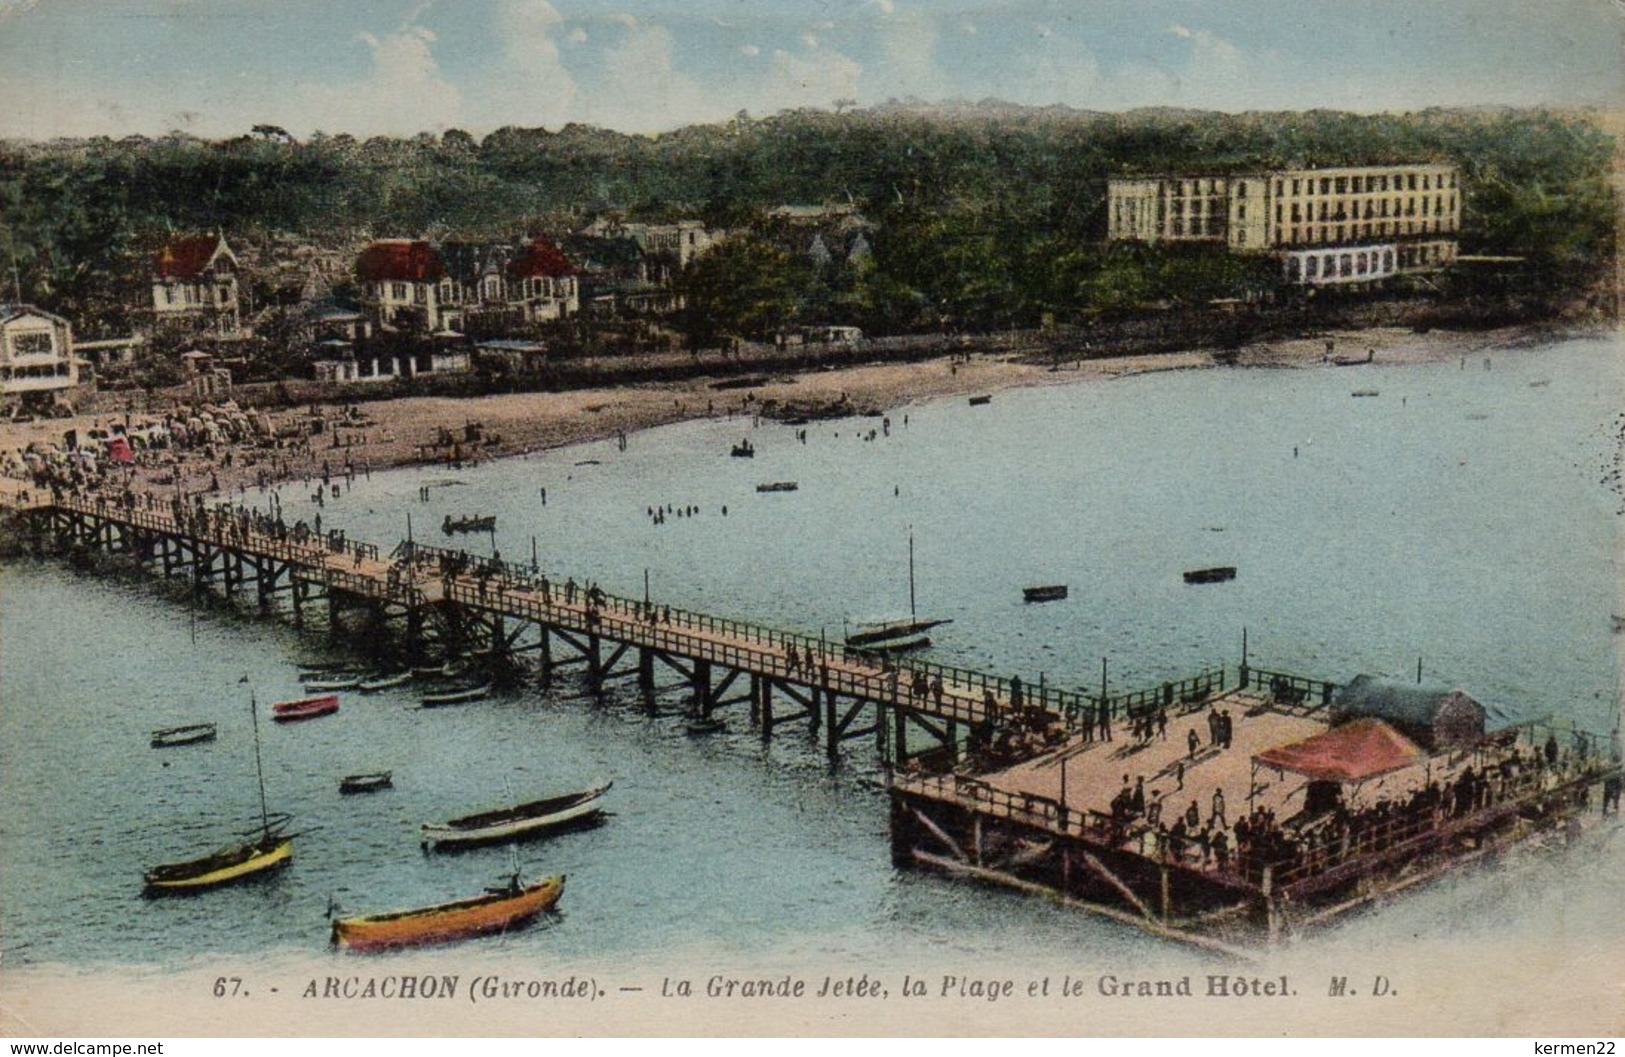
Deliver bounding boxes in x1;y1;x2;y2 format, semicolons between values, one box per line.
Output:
304;675;361;692
1183;566;1237;585
339;771;393;795
421;683;491;708
685;717;726;736
730;440;755;458
1022;585;1068;604
443;515;496;534
272;694;339;723
144;816;293;895
968;394;992;406
358;671;413;692
331;875;565;951
150;722;217;748
755;481;799;493
422;783;611;849
300;668;357;684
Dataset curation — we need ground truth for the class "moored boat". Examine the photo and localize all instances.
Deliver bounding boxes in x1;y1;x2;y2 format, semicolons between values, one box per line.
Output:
421;683;490;708
300;668;358;684
143;825;292;894
1183;566;1237;584
685;717;726;736
845;617;948;649
339;771;393;795
303;675;360;692
1022;585;1069;604
730;440;755;458
422;783;611;849
332;875;565;951
272;694;339;722
150;722;218;748
442;514;497;534
358;671;413;692
968;394;992;406
755;481;798;493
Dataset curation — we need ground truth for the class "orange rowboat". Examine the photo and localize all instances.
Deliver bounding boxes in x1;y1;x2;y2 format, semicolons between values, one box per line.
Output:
331;875;565;951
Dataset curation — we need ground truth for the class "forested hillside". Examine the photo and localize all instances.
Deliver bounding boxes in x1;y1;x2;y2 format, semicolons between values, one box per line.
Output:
1;105;1614;337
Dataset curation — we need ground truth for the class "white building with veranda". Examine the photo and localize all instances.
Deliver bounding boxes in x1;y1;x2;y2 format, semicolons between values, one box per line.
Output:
1107;162;1462;287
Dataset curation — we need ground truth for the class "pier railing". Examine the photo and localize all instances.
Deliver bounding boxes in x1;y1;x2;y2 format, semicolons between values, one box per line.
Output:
1067;666;1229;731
1234;666;1334;709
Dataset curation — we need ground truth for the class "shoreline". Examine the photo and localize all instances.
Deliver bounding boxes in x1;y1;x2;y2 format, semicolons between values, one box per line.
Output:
0;321;1605;500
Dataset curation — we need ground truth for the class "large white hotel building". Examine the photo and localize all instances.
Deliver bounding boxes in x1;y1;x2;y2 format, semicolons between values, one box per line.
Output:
1106;162;1461;287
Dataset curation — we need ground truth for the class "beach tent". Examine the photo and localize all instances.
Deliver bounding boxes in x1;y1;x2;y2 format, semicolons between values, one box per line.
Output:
1254;718;1426;785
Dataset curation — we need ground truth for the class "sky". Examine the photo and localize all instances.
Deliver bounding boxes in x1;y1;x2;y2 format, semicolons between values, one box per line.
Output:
0;0;1620;140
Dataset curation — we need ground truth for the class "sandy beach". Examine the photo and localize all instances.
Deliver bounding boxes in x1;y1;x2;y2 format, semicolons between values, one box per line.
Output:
0;322;1593;499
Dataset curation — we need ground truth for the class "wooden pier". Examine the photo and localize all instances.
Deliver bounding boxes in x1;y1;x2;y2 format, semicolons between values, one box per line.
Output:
7;490;1101;765
891;685;1620;952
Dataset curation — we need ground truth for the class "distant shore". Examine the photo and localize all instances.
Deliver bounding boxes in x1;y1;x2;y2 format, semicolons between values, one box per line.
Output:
0;321;1602;501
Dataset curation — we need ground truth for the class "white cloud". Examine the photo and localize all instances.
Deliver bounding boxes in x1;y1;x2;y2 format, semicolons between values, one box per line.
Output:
761;47;863;112
1163;23;1249;105
584;22;715;131
741;44;761;57
611;12;638;29
472;0;577;127
801;30;820;49
871;4;949;102
569;27;587;44
299;24;461;136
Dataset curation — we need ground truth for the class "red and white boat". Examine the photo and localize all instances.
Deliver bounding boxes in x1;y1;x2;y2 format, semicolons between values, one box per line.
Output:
272;694;339;723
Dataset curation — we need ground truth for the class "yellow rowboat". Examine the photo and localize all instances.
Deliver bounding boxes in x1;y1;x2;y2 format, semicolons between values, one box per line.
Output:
143;831;292;894
331;875;565;951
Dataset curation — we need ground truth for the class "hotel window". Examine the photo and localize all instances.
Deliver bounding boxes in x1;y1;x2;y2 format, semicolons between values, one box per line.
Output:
1335;177;1346;194
1356;253;1368;275
1237;182;1247;198
1336;225;1345;241
1408;174;1417;190
1306;256;1318;278
1320;178;1330;194
391;283;407;301
1292;178;1301;195
1384;250;1395;270
1290;227;1300;242
1340;253;1353;275
1352;176;1363;193
1421;175;1430;191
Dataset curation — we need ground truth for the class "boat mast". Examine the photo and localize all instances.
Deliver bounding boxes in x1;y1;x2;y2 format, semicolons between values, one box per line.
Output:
908;529;916;621
249;690;271;836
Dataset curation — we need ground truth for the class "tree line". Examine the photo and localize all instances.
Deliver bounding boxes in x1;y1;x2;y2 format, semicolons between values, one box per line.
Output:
0;104;1614;343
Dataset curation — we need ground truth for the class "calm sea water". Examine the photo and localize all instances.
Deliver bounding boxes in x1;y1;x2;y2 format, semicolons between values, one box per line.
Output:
2;335;1621;972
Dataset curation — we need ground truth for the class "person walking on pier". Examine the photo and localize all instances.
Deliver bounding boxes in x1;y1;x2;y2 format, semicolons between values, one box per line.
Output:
1187;728;1200;760
1156;706;1168;740
1130;776;1146;817
1097;701;1112;742
1210;787;1228;830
